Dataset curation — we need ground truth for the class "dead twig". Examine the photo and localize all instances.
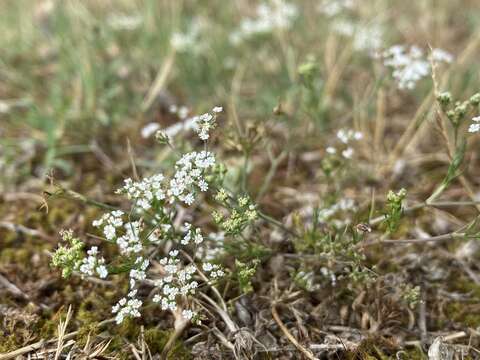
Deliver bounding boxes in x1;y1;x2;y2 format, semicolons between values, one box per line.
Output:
271;303;318;360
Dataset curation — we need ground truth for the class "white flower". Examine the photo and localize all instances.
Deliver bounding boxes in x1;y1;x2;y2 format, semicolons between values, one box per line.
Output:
336;129;363;144
141;122;160;138
198;179;208;192
129;258;149;285
212;106;223;113
230;0;298;44
97;265;108;279
107;14;143;31
431;48;453;63
468;123;480;133
183;193;195;205
382;45;452;90
326;146;337;154
193;113;214;141
170;18;205;53
331;19;383;54
178;106;189;119
182;309;195;320
318;0;354;17
78;247;108;279
117;174;165;211
112;292;143;324
116;221;143;255
168;151;215;205
104;225;116;240
318;198;356;223
342;147;354;159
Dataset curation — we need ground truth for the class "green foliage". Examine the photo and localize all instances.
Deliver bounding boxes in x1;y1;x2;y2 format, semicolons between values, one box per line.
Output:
427;141;466;203
297;56;328;129
402;284;421;309
383;188;407;234
213;192;258;235
51;229;85;278
224;238;271;263
235;259;259;294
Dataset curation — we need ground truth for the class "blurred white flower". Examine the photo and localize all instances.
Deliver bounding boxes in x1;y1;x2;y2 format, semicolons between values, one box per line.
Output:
382;45;452;90
230;0;298;44
318;0;355;17
141;122;160;138
107;14;143;31
468;116;480;133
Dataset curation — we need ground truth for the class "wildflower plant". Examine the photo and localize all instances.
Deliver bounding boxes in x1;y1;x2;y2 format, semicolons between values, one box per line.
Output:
235;259;260;294
383;188;407;234
212;191;258;236
426;91;480;203
51;106;243;325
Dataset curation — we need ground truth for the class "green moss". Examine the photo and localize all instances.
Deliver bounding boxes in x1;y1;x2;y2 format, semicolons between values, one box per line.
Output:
0;248;31;264
77;292;111;324
144;328;191;359
444;302;480;327
103;323;190;359
76;322;100;347
117;317;140;339
0;336;19;353
392;347;427;360
345;338;402;359
451;278;480;298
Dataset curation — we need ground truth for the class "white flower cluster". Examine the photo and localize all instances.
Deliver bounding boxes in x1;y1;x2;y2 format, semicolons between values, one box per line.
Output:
112;289;143;324
318;0;354;17
230;0;298;44
169;104;190;120
170;18;206;53
431;48;454;63
92;210;145;255
352;23;383;53
382;45;453;90
79;246;108;279
168;151;215;205
129;256;150;287
331;19;383;54
468;116;480;133
197;232;226;261
318;198;356;224
326;129;363;159
117;221;143;255
191;106;222;141
141;105;191;139
202;262;225;279
107;14;143;31
57;105;228;325
92;210;125;241
336;129;363;144
143;106;222;142
153;250;198;313
181;223;204;245
116;174;166;210
152;249;224;322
